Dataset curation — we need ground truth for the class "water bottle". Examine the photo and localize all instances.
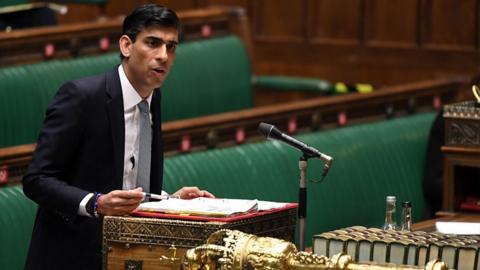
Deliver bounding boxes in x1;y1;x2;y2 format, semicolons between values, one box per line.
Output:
383;196;397;230
400;201;412;231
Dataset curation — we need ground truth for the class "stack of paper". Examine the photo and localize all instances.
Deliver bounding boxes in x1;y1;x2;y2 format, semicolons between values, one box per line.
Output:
138;197;259;217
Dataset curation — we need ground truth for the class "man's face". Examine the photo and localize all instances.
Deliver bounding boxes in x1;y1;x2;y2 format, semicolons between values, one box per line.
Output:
120;26;179;96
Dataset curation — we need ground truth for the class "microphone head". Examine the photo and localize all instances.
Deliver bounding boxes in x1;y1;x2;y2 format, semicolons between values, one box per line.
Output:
258;122;282;140
258;122;273;137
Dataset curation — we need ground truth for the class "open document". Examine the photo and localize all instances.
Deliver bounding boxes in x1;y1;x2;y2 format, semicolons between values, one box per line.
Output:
138;197;260;217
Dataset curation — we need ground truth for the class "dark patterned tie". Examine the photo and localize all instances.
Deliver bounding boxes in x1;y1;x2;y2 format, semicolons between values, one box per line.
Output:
137;100;151;193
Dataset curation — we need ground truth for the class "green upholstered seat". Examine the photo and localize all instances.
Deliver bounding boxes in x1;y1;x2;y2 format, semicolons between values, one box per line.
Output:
161;36;253;121
0;185;37;270
163;112;436;246
0;36;253;148
0;52;120;148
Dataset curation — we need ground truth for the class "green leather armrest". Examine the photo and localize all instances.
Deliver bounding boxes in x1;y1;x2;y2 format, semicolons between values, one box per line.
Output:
0;185;37;270
253;75;334;95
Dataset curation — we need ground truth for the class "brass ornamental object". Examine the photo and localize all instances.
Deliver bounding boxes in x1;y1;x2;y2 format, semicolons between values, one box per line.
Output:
181;229;449;270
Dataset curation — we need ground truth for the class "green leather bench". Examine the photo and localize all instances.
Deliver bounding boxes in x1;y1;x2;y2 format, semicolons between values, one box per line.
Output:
164;112;435;245
0;36;251;148
0;112;435;269
0;35;335;148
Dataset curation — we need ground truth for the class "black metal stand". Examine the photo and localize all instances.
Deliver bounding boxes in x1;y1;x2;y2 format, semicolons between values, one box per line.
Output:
298;155;308;251
297;153;331;251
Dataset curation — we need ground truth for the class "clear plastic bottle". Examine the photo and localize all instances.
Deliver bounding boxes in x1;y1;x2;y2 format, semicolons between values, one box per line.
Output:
383;196;397;230
400;201;412;231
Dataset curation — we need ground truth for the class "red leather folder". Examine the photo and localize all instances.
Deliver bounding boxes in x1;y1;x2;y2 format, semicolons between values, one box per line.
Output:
131;202;298;222
460;196;480;212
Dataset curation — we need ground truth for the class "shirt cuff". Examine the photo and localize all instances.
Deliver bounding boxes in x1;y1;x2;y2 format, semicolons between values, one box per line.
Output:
78;193;94;217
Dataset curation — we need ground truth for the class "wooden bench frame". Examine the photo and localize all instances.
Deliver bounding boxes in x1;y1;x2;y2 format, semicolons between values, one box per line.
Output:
162;76;466;153
0;6;252;66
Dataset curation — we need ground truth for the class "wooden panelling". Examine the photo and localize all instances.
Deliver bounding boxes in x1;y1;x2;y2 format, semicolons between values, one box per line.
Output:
364;0;419;47
252;0;306;42
207;0;250;8
153;0;205;11
7;1;480;86
250;0;480;85
56;3;106;24
425;0;477;50
0;6;249;66
105;0;148;17
308;0;362;45
253;40;478;85
56;0;205;23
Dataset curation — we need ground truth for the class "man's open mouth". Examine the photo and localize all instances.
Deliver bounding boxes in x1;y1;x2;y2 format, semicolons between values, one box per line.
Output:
152;67;166;75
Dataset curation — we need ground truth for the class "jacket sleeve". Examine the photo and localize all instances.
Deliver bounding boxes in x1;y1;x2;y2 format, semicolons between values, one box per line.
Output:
23;81;91;223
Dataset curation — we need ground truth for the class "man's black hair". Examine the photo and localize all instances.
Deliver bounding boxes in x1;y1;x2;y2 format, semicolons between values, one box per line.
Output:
120;4;181;60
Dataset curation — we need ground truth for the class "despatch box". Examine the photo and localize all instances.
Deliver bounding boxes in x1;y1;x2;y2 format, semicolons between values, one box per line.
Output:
443;101;480;147
102;204;297;270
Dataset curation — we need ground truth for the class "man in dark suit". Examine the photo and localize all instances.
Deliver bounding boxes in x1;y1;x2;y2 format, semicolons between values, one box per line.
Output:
22;4;213;270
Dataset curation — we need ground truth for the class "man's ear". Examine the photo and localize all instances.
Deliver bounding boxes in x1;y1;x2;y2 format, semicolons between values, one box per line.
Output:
119;35;133;58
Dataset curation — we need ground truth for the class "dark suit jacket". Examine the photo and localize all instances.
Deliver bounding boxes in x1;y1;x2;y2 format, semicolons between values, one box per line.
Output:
22;68;163;270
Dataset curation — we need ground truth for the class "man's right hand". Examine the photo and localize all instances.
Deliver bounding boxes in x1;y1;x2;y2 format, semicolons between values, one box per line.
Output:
96;187;144;216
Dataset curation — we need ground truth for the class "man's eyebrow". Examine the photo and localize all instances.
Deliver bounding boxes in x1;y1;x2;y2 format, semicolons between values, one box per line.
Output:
145;36;179;45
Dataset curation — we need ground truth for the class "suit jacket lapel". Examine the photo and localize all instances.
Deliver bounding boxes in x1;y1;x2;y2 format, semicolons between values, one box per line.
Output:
106;68;125;188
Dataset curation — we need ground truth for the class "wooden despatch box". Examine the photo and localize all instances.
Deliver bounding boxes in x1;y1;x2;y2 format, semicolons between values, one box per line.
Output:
102;205;297;270
442;101;480;211
443;101;480;147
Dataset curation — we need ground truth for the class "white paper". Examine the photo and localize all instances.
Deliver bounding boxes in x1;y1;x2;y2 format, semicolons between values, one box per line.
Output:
138;197;258;217
257;200;288;211
435;221;480;235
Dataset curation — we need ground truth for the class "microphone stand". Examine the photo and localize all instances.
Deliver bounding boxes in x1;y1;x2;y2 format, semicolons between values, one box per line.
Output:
298;154;329;251
298;155;309;251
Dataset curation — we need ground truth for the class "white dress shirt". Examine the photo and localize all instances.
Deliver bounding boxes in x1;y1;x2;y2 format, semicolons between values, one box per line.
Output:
119;65;152;190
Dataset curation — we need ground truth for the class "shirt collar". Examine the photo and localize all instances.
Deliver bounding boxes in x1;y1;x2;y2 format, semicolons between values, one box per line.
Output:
118;64;152;112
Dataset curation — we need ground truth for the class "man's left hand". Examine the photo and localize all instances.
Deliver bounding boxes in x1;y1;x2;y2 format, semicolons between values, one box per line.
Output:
172;186;215;199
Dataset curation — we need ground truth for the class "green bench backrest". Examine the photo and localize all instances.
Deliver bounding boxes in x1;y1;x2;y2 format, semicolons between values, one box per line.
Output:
163;112;436;246
0;0;27;7
0;35;252;148
0;53;119;148
161;36;252;121
0;185;37;270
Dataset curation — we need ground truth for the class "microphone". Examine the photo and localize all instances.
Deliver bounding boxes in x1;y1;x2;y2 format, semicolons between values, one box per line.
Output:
258;122;333;176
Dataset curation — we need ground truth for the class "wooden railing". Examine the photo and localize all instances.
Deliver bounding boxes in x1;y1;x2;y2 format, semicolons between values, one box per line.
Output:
0;6;250;66
0;76;468;185
162;76;466;154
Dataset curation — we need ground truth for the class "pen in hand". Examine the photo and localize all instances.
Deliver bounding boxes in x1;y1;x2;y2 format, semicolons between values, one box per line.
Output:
143;192;180;201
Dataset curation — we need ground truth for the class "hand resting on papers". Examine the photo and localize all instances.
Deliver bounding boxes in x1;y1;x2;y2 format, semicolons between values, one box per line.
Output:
96;186;214;216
